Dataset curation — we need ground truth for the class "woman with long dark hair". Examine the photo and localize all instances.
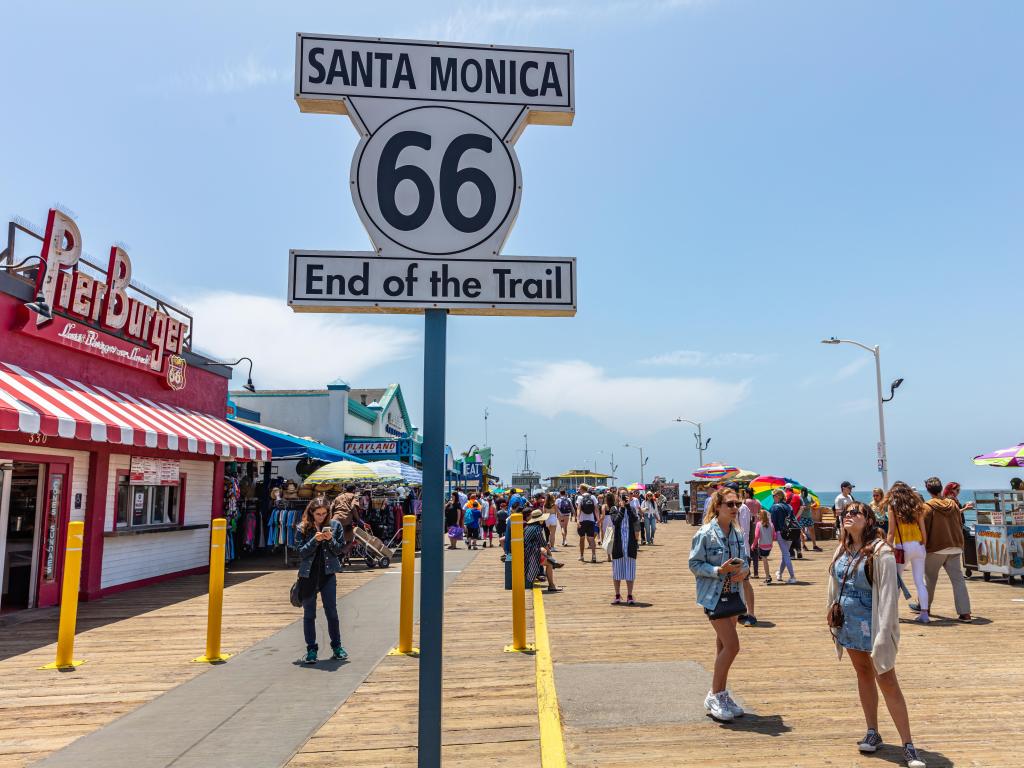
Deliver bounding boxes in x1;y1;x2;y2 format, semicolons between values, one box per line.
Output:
886;482;929;624
688;487;749;723
295;500;347;664
609;491;639;605
828;501;924;767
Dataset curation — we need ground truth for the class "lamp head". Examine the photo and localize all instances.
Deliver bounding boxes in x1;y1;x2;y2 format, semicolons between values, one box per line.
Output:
821;337;840;345
24;291;52;320
243;377;255;393
891;378;904;390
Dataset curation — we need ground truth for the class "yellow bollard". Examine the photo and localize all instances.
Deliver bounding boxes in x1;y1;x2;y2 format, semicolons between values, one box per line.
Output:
504;513;534;653
39;521;86;670
388;515;419;657
192;518;231;663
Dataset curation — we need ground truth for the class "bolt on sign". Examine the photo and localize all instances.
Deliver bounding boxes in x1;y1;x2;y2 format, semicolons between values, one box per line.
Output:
289;34;576;315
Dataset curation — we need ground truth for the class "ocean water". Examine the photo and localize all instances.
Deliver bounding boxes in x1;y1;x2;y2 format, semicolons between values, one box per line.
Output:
849;489;981;526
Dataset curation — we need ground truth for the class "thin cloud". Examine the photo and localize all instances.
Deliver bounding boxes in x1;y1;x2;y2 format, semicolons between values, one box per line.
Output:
839;398;875;414
499;360;749;435
168;54;289;94
834;356;870;382
640;350;770;367
413;0;713;40
203;55;289;93
186;291;417;389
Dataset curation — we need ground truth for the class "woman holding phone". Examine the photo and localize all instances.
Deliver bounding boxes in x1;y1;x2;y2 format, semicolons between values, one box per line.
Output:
688;487;750;723
295;501;347;664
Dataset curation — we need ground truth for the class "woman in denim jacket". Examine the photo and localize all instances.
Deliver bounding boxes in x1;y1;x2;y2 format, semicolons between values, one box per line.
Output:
295;500;347;664
688;487;749;723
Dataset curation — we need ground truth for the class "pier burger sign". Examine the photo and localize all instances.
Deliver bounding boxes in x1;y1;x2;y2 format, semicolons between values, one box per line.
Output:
21;208;191;390
288;34;576;315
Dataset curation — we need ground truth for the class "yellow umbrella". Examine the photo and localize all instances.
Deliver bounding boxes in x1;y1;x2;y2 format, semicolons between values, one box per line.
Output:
305;460;380;484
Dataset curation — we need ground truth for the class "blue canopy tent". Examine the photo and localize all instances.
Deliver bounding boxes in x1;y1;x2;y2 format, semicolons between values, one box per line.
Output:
229;419;365;463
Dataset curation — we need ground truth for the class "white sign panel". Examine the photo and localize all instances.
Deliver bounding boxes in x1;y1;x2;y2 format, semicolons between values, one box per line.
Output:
289;251;575;316
291;33;575;317
296;35;573;115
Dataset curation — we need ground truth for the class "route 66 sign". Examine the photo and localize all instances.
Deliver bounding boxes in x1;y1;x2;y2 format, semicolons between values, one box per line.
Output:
289;34;576;315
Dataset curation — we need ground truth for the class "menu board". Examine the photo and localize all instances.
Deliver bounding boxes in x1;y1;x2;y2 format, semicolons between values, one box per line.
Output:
130;457;180;486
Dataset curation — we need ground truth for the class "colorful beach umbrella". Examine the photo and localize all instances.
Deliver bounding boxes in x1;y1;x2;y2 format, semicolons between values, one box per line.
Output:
973;443;1024;468
692;464;739;480
749;475;821;509
626;482;647;491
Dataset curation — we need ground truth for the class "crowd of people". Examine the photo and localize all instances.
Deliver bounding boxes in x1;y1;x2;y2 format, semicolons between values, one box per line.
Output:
291;474;981;767
686;476;977;768
438;484;671;600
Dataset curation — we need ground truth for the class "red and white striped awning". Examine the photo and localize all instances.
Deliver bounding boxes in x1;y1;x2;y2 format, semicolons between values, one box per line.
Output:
0;361;270;461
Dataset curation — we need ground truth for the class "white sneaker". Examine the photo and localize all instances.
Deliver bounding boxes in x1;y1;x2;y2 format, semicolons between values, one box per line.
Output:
723;690;744;718
704;690;734;722
787;577;797;585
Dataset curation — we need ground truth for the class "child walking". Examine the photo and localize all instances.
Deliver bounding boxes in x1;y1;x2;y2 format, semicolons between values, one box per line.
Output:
754;509;775;586
463;494;482;550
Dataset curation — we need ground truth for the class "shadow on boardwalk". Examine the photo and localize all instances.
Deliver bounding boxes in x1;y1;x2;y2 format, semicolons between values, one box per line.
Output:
0;549;321;661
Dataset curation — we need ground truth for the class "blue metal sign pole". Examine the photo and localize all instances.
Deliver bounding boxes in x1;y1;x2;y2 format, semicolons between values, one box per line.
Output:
418;308;447;768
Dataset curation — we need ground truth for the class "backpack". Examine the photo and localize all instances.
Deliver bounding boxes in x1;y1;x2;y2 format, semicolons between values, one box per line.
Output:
556;496;572;514
579;495;596;517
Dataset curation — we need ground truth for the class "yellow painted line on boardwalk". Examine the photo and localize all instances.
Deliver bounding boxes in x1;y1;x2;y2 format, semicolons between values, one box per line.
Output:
532;587;567;768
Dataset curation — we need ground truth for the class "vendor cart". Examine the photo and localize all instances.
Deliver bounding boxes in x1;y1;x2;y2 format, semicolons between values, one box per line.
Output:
971;490;1024;583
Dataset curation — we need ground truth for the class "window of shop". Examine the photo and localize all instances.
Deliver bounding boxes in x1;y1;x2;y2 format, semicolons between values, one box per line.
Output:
114;473;187;529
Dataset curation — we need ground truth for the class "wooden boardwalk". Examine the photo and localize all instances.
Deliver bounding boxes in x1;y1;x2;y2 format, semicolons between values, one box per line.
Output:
0;557;383;768
285;521;1024;767
286;545;542;767
4;524;1022;767
544;521;1022;768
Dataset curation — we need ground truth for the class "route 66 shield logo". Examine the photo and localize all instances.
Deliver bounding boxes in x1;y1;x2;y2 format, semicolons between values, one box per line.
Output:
165;354;187;391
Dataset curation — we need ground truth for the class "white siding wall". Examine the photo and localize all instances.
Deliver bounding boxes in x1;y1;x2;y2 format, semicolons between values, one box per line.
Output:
100;457;215;590
0;442;90;524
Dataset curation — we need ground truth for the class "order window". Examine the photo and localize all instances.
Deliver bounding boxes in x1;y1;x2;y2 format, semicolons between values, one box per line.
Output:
115;476;181;528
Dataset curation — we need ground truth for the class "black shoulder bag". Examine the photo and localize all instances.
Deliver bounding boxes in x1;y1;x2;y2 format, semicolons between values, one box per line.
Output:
708;528;746;620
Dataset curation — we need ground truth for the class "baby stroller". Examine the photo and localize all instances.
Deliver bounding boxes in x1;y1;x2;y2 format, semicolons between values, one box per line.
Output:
351;525;393;569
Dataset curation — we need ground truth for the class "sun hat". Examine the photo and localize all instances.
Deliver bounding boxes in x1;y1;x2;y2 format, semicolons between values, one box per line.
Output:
526;508;549;524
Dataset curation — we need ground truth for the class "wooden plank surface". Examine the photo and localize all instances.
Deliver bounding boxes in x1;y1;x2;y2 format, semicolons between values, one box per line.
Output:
544;521;1022;767
286;545;542;767
0;557;383;768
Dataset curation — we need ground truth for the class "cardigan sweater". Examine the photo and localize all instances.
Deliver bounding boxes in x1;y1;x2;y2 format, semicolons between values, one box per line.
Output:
827;539;900;675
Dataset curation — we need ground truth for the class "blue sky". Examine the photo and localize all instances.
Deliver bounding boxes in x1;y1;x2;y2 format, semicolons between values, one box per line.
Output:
2;1;1022;492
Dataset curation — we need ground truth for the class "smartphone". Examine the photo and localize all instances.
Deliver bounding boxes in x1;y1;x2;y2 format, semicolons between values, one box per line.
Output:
321;526;332;533
727;557;743;566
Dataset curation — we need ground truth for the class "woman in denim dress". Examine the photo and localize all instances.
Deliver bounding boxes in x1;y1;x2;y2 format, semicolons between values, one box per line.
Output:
829;502;925;768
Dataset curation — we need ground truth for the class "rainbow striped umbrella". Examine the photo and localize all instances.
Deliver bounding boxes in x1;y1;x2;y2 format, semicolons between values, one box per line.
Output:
692;464;739;480
749;475;821;510
973;443;1024;468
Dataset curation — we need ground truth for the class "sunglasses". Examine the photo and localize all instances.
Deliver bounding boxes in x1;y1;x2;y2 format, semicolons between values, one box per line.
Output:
723;501;742;509
842;509;864;519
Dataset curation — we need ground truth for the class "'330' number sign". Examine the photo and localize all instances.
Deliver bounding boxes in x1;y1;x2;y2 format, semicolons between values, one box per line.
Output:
353;106;520;256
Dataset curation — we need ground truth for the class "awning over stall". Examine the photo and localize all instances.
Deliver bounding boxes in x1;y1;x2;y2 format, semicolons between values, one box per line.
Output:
229;419;365;463
0;361;270;460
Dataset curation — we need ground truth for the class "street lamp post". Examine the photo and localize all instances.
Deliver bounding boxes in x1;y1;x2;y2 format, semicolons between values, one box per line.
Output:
821;337;904;491
674;418;710;468
623;443;648;485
